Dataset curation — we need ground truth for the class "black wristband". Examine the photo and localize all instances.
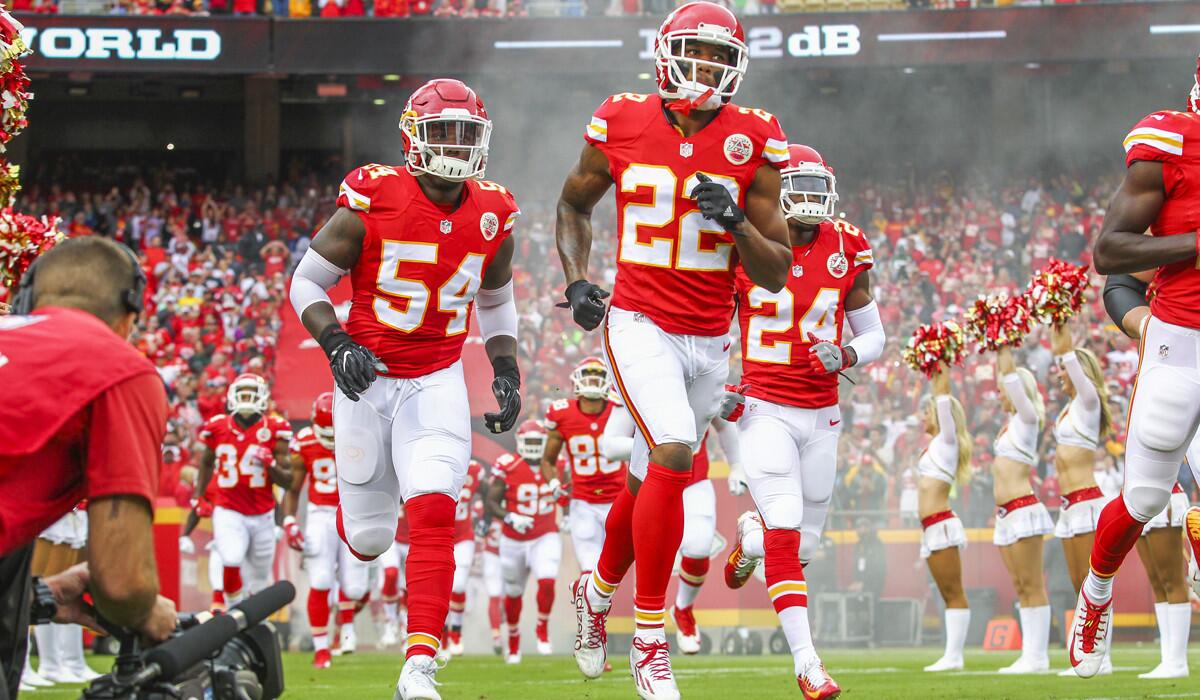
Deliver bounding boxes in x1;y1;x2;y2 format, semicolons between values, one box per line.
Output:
317;326;351;357
565;279;590;298
1102;274;1149;337
491;355;520;382
30;576;57;625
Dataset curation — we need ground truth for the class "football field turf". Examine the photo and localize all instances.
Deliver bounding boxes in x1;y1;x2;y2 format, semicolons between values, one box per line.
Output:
33;645;1200;699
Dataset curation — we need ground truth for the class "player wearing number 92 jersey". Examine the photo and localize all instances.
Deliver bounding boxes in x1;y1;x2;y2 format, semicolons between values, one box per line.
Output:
726;144;884;698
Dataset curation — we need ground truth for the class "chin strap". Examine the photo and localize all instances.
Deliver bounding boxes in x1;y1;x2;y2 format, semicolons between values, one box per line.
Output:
667;88;715;116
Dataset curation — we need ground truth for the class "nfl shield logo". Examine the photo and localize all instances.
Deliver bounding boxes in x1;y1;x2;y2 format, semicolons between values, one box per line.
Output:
792;264;803;277
680;142;694;158
439;220;452;234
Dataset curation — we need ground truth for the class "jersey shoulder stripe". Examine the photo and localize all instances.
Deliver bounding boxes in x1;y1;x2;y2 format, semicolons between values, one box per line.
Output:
1124;126;1184;156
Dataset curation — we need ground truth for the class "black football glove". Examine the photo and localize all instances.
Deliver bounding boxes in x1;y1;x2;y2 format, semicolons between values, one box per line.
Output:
484;356;522;434
556;279;610;331
692;172;745;233
318;327;386;401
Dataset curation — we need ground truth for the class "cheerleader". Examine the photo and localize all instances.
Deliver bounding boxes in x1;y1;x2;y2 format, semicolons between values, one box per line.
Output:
990;345;1054;674
919;364;974;672
30;508;102;684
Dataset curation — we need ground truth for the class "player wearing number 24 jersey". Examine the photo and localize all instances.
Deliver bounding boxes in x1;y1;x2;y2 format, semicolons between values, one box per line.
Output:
288;78;523;699
725;144;884;699
556;4;792;696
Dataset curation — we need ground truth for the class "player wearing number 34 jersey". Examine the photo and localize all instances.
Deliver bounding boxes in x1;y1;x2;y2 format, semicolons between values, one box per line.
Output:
556;3;793;697
724;144;884;698
289;78;523;700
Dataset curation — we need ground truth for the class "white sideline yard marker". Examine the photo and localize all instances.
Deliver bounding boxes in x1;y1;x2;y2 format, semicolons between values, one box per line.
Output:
494;40;624;49
876;31;1007;42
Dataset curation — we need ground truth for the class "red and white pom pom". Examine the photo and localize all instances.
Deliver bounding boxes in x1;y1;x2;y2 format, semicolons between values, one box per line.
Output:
1026;259;1090;326
964;293;1035;352
903;320;968;378
0;208;65;290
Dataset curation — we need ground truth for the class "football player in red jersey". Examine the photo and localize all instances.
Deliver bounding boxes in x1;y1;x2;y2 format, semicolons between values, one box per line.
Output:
539;358;627;576
1070;54;1200;678
556;4;790;694
719;145;884;697
193;373;293;602
288;78;521;699
281;393;370;669
486;420;562;663
445;459;486;655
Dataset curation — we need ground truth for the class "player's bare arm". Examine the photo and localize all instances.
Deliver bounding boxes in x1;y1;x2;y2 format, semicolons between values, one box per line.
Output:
555;144;614;330
281;454;307;520
485;477;507;521
1093;160;1194;274
845;270;874;311
194;445;216;499
931;363;951;397
479;235;522;434
299;208;365;339
269;437;294;488
539;428;566;484
724;164;790;292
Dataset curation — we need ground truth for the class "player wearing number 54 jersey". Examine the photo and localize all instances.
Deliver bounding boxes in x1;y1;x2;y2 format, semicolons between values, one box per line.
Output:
556;4;791;697
288;78;522;700
193;374;294;603
723;145;884;699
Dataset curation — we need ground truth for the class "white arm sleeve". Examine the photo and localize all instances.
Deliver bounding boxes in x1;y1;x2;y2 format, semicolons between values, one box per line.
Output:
599;405;636;462
1058;352;1100;410
289;247;347;318
845;300;885;367
712;417;742;470
934;396;958;447
475;279;518;342
1001;372;1039;424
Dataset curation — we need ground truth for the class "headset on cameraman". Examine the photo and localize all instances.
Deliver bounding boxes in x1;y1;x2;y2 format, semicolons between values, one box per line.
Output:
11;240;147;317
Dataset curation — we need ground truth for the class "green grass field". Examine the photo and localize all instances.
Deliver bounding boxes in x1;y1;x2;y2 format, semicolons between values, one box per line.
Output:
27;645;1200;699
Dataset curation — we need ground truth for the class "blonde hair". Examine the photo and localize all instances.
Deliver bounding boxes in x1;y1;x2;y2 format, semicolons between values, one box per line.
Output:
1014;367;1045;428
1073;347;1113;439
925;394;974;486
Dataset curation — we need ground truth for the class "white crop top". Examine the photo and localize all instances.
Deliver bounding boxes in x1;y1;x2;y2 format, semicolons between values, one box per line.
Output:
918;395;961;484
994;372;1040;466
1053;353;1101;451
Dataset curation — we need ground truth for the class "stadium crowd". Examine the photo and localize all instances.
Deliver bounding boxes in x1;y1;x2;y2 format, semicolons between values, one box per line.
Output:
6;162;1171;533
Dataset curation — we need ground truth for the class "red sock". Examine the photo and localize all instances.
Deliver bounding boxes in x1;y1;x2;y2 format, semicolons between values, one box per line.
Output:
536;578;555;620
505;594;523;627
223;566;243;598
382;567;400;601
211;589;226;610
337;591;356;626
763;529;807;613
488;595;502;632
1090;493;1147;577
680;556;710;585
632;462;690;631
449;591;467;613
595;485;637;586
403;494;456;660
308;588;332;636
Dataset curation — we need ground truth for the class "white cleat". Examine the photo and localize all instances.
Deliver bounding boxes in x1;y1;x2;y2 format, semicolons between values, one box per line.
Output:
64;665;102;682
39;667;93;684
18;681;34;692
923;656;963;672
339;624;357;655
1097;654;1113;676
379;621;400;649
629;635;680;700
394;655;442;700
997;655;1049;674
447;639;464;657
1139;662;1189;679
670;606;701;655
572;573;609;679
22;667;54;687
1068;589;1112;679
506;652;522;665
537;640;553;656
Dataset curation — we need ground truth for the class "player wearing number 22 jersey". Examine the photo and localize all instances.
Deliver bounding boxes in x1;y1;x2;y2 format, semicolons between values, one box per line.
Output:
724;144;884;698
195;373;293;603
288;78;523;699
556;4;793;696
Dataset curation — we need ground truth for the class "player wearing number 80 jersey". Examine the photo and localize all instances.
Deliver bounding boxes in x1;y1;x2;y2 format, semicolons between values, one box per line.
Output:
725;144;884;698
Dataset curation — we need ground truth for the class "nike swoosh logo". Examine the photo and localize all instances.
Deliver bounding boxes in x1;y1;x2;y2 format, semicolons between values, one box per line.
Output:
829;419;840;426
722;342;731;351
1152;114;1166;120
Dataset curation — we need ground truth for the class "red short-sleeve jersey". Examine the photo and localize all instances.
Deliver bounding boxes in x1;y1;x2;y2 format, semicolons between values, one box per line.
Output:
491;453;557;541
545;398;626;504
199;413;292;516
454;460;486;543
736;219;874;408
335;165;520;378
1124;111;1200;329
584;94;788;336
288;426;338;508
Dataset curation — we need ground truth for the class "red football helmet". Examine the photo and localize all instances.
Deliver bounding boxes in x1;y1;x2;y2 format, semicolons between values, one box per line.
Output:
655;2;748;111
227;373;269;416
1189;52;1199;114
399;78;492;182
312;392;334;449
570;356;611;400
515;419;548;463
780;144;838;225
